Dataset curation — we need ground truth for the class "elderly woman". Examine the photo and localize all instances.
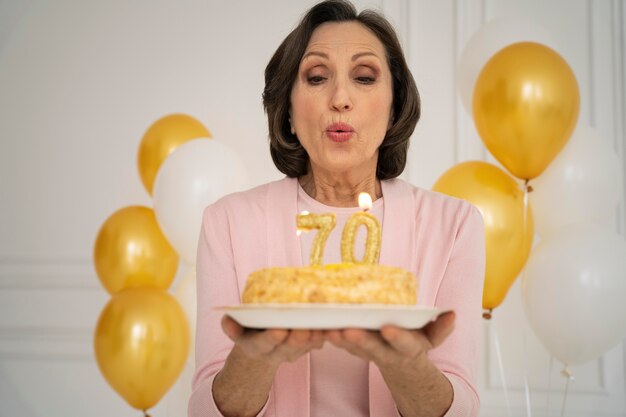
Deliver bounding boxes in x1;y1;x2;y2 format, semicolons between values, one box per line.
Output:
189;1;485;416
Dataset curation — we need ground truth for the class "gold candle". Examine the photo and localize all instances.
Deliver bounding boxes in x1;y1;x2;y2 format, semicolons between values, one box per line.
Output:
296;211;336;266
341;192;381;264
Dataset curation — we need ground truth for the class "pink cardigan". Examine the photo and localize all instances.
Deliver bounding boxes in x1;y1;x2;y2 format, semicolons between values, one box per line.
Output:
189;177;485;417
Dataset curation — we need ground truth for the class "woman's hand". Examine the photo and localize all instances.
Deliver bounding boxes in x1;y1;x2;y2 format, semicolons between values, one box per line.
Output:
325;311;455;369
222;315;325;366
325;311;456;417
213;316;325;417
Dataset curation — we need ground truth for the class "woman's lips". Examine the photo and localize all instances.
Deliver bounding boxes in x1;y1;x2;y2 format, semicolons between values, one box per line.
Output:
325;122;354;143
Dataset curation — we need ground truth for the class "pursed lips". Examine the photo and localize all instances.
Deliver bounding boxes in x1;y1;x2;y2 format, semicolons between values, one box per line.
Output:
325;122;354;142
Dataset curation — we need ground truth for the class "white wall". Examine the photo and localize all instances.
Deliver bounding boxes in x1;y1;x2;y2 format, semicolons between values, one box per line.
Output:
0;1;624;416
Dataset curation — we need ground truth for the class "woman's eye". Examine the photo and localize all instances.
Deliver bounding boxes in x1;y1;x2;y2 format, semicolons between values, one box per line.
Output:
356;76;376;84
307;75;326;85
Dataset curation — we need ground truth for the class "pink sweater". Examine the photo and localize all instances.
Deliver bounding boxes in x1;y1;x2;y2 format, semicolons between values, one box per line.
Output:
189;177;485;417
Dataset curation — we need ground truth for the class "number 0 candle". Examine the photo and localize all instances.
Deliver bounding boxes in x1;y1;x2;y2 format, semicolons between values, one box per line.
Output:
341;192;381;264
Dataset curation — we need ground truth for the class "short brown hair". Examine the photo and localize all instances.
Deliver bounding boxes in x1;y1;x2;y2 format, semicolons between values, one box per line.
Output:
263;0;420;180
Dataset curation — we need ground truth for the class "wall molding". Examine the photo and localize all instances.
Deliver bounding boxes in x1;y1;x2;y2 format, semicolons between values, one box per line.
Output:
589;0;626;405
610;0;626;237
454;0;488;164
612;0;626;405
0;326;93;362
0;259;100;290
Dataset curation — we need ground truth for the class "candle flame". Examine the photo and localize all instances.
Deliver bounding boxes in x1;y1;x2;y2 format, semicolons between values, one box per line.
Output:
358;192;372;211
296;229;303;236
300;210;310;215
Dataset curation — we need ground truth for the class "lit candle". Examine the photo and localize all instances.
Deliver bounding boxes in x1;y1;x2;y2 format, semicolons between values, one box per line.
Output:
296;211;336;266
341;192;381;264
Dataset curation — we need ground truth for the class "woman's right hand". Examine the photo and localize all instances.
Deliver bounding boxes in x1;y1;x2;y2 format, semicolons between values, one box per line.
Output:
213;316;325;417
221;315;325;366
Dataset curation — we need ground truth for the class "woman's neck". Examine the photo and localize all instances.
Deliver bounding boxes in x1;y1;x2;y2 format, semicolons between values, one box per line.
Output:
298;166;382;207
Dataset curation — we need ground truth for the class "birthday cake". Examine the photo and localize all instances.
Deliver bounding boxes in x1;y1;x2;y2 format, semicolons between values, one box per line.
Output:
241;193;417;306
241;263;417;305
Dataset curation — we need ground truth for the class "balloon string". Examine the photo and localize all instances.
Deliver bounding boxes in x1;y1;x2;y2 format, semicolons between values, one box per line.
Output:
547;355;554;410
492;315;513;417
522;323;533;417
560;365;574;417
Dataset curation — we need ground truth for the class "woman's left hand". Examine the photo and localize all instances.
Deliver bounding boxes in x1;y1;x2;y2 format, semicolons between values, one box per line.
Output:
325;311;455;370
326;311;456;417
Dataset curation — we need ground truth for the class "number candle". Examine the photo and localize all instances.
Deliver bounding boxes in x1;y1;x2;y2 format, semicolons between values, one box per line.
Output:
296;211;336;266
341;192;381;264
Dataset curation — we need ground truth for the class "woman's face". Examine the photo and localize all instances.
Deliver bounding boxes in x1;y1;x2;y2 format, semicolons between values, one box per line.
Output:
290;21;393;177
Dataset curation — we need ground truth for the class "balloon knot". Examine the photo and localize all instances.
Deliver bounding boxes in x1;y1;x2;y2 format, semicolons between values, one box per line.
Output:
561;366;575;380
482;309;493;320
524;179;534;193
143;410;151;417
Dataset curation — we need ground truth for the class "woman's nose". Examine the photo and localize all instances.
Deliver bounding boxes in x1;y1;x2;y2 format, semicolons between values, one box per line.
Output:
330;80;353;112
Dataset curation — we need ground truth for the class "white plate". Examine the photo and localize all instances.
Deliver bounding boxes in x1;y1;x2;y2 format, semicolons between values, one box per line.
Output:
215;304;448;330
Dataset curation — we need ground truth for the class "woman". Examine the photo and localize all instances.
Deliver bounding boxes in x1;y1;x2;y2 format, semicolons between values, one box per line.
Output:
189;1;485;416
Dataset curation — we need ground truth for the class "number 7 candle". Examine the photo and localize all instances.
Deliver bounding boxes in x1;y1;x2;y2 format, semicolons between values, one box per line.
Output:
296;211;336;266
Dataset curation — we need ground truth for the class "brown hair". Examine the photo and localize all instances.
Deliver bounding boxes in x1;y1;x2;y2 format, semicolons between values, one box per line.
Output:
262;0;420;179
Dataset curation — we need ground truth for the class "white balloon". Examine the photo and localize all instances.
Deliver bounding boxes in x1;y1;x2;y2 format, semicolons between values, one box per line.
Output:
174;266;197;365
153;139;249;263
457;17;557;114
530;124;622;236
521;223;626;366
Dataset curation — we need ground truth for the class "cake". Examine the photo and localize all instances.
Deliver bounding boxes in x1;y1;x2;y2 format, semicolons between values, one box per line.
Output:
241;196;418;306
241;263;417;305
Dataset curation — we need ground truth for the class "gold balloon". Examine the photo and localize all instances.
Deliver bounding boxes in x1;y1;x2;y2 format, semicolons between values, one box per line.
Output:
94;206;178;294
433;161;534;311
94;288;190;412
473;42;579;180
138;114;211;195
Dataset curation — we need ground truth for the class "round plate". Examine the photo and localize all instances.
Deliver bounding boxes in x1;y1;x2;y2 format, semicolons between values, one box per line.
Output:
215;304;448;330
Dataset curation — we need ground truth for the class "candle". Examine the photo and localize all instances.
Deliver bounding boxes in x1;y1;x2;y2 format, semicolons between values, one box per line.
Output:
341;192;381;264
296;211;336;266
